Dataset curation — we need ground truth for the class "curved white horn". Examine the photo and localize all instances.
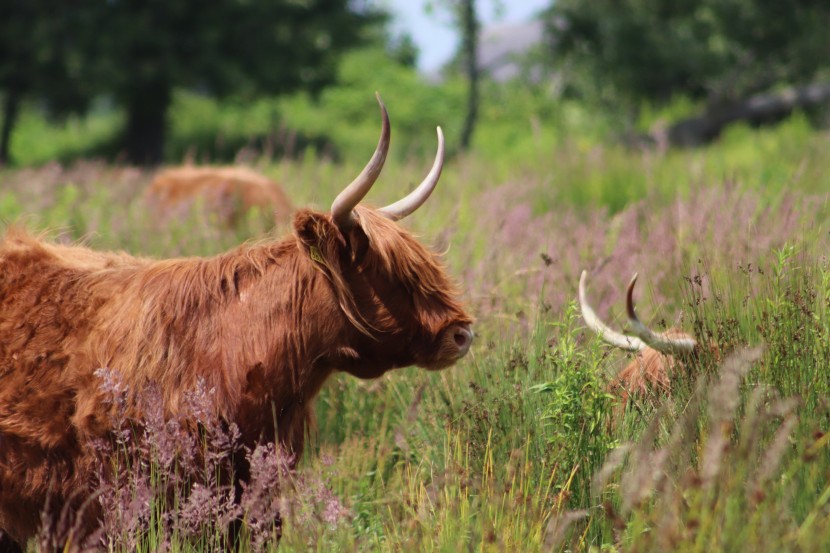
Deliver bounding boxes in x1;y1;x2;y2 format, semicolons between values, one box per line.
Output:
330;92;391;230
378;126;445;221
626;273;697;355
579;270;646;352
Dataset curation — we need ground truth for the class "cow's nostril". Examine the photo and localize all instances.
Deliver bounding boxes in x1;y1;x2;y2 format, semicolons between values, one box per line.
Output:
451;325;473;356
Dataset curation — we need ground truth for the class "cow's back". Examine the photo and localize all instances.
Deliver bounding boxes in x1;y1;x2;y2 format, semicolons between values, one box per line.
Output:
146;166;293;225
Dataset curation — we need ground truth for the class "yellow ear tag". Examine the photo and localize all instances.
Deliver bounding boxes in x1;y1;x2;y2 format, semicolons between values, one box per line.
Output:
309;246;325;265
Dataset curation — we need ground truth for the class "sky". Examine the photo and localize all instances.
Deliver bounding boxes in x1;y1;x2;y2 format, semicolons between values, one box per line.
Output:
383;0;549;73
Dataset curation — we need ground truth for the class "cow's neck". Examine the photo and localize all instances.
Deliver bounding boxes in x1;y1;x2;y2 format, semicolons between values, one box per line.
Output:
225;240;346;453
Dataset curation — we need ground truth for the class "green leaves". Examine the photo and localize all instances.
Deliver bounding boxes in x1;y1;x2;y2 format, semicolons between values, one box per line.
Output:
547;0;830;106
0;0;385;163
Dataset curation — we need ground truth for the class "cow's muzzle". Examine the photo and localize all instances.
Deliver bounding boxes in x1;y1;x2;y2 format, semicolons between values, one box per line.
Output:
448;323;474;358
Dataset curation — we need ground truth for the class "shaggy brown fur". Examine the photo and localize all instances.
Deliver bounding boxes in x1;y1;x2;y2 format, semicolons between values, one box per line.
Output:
579;271;715;409
0;204;472;547
611;329;694;405
145;166;293;226
611;333;723;412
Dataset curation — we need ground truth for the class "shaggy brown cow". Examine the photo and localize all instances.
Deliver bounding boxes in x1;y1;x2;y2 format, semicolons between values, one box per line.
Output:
0;96;474;551
145;165;293;226
579;270;701;405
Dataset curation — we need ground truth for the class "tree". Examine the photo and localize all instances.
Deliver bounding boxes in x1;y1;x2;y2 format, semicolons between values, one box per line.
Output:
546;0;830;109
96;0;382;165
0;1;382;166
0;1;95;165
457;0;480;151
428;0;482;151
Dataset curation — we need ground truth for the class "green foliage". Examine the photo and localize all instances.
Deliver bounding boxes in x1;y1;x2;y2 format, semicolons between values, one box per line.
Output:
278;47;467;161
0;1;96;112
1;0;384;164
6;46;471;167
547;0;830;106
0;191;21;222
9;103;122;166
531;302;615;506
89;0;380;99
0;1;101;162
756;245;830;404
5;87;830;551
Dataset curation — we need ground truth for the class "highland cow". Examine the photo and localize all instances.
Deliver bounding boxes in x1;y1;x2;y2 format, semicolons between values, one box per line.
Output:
145;165;293;226
579;270;705;405
0;96;474;551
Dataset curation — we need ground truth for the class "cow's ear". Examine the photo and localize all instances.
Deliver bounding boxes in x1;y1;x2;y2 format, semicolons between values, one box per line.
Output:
293;209;347;266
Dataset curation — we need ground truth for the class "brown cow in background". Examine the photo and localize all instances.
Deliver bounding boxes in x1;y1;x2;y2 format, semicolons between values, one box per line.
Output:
0;96;474;550
145;165;294;226
579;270;703;406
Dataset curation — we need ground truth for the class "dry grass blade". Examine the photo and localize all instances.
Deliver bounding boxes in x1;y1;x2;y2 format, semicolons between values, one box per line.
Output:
394;383;426;452
592;443;632;498
543;509;588;552
700;345;765;487
619;409;668;514
750;399;798;500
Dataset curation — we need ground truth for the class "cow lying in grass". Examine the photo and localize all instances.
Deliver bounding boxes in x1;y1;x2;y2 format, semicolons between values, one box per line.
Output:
145;165;293;226
0;95;474;551
579;270;704;405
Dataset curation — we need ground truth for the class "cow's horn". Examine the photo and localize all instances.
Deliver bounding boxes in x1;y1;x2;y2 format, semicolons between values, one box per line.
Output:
331;92;391;230
579;270;646;351
626;273;697;355
378;126;445;221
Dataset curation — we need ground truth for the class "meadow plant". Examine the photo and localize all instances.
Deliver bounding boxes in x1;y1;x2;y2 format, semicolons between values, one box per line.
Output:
465;179;828;341
531;303;616;508
33;369;351;552
4;119;830;551
585;346;820;552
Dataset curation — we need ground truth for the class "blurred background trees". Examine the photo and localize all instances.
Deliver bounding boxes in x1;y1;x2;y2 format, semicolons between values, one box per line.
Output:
1;0;380;165
93;0;380;165
546;0;830;143
0;1;96;164
547;0;830;104
426;0;489;151
1;0;829;167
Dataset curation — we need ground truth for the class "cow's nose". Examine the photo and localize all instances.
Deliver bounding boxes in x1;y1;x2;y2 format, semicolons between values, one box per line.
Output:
451;324;474;357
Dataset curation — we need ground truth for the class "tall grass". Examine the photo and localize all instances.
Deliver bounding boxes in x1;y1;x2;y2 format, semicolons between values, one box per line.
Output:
1;117;830;551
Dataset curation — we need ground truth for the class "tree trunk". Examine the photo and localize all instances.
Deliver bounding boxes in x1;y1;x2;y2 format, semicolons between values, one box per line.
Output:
123;79;171;166
0;89;21;166
459;0;479;152
655;80;830;148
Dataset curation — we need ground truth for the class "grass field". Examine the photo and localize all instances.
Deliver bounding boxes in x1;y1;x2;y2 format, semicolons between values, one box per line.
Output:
2;114;830;551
